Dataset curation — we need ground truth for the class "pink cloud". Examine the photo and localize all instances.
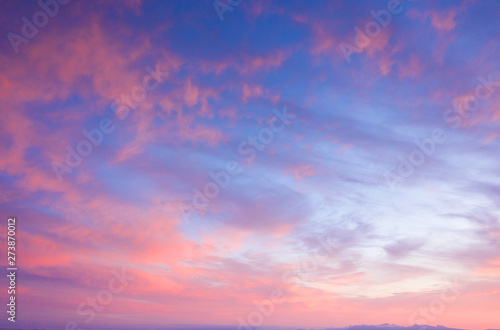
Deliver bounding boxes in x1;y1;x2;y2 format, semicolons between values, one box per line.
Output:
398;55;426;79
286;164;318;180
242;83;263;102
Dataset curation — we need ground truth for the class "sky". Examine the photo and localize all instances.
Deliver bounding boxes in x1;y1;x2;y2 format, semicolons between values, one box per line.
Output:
0;0;500;329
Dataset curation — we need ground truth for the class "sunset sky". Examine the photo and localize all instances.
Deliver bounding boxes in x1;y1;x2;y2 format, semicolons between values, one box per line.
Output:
1;0;500;329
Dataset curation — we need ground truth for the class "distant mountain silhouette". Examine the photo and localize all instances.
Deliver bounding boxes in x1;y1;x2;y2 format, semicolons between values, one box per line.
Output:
321;325;464;330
